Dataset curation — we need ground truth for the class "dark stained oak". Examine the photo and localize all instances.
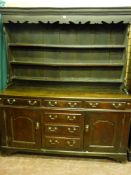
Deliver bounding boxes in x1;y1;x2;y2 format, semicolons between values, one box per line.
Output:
84;112;129;153
1;7;131;162
6;108;41;149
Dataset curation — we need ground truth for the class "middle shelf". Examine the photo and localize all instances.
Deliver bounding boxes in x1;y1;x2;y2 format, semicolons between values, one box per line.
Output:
9;46;125;65
8;43;126;49
10;60;124;67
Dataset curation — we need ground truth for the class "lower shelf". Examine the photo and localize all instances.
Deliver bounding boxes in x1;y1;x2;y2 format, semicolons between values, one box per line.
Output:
12;76;123;83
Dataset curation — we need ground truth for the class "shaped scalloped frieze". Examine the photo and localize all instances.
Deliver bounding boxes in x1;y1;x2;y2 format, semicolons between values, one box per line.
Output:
3;15;131;24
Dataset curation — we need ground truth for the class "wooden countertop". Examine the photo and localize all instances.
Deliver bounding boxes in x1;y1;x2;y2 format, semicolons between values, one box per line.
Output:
1;85;131;99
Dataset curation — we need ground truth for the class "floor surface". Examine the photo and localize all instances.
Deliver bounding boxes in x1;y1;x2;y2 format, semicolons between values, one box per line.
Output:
0;153;131;175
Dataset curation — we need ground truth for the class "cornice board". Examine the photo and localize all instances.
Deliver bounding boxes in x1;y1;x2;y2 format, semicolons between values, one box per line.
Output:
3;15;131;24
1;7;131;14
1;7;131;24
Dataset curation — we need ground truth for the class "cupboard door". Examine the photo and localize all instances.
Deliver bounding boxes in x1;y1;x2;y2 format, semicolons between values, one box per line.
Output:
84;112;127;153
6;108;41;149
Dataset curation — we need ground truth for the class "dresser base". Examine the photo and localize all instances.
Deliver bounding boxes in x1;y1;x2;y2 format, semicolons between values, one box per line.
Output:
128;150;131;161
1;146;127;162
1;89;131;163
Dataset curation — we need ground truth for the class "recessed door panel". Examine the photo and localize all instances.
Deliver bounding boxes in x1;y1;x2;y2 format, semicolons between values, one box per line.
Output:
84;112;124;152
6;108;41;149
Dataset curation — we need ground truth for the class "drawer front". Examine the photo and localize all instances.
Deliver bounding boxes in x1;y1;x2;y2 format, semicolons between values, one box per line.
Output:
85;101;126;110
44;112;83;124
3;98;41;107
45;137;81;150
43;99;82;108
45;124;81;137
126;102;131;109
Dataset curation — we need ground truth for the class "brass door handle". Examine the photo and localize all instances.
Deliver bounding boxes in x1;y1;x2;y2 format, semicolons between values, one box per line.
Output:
35;122;40;130
85;125;89;132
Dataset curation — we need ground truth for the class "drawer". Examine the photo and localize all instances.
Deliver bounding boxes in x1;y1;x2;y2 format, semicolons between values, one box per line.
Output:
3;97;41;107
44;112;84;124
126;102;131;109
44;124;81;137
45;137;81;150
85;101;126;110
43;99;82;108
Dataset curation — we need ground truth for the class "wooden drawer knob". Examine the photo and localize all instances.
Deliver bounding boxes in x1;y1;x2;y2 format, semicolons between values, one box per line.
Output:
7;98;16;104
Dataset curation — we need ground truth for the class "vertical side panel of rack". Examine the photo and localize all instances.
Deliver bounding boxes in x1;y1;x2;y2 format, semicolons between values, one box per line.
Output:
125;24;131;93
0;14;7;92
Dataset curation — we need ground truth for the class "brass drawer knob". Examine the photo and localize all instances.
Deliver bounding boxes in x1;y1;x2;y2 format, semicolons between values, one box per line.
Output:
7;98;16;104
49;115;58;120
49;139;59;145
112;103;122;109
48;126;58;132
48;101;57;107
67;127;77;133
28;100;37;106
68;102;78;108
88;102;99;108
67;140;76;147
67;115;76;121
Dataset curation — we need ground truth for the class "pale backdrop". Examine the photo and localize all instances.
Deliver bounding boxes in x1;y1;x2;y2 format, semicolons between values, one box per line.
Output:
4;0;131;7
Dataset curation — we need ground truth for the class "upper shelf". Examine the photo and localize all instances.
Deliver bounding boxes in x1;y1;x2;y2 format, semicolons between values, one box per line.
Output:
8;43;126;49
